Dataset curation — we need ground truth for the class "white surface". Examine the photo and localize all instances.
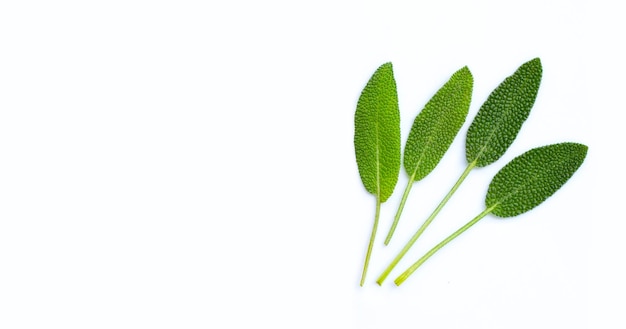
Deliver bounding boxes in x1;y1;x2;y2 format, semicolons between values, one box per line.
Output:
0;1;621;328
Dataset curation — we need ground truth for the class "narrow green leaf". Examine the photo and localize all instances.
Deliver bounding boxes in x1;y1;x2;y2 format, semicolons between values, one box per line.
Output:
354;62;401;286
486;142;588;217
466;58;543;167
405;66;473;181
354;62;401;203
384;66;473;245
393;142;588;286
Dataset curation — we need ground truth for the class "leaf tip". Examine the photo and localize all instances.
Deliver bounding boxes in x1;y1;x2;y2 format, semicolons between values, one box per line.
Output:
580;143;589;154
525;57;543;73
456;65;473;81
379;61;394;71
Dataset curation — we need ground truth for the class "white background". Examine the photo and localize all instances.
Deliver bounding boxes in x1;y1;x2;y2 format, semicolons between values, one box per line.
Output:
0;1;622;328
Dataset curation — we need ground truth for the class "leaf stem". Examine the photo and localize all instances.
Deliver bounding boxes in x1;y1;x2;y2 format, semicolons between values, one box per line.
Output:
384;174;415;245
394;205;496;286
376;160;477;285
360;197;381;286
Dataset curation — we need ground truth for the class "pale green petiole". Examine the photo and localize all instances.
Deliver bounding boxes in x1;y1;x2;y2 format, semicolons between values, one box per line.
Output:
376;160;477;285
394;205;497;286
360;197;381;286
384;174;416;245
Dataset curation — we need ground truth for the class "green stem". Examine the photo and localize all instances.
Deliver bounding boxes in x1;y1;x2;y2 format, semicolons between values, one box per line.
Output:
376;160;476;285
384;174;415;245
360;197;381;286
394;205;496;286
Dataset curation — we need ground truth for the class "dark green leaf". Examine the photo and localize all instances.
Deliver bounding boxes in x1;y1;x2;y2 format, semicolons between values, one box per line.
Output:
486;142;588;217
466;58;543;167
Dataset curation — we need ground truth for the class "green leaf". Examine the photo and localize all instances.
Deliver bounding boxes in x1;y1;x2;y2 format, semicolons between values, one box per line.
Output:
384;66;473;245
393;142;588;286
354;62;401;286
404;66;473;181
486;142;588;217
466;58;543;167
354;62;401;203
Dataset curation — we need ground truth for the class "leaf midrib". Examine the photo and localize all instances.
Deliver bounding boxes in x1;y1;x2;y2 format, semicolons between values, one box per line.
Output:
375;112;381;200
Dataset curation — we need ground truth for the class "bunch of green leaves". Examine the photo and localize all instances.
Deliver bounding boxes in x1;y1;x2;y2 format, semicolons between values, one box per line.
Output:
354;58;587;287
377;58;543;284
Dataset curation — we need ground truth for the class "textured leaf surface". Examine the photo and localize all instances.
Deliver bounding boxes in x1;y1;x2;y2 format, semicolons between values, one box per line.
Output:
354;63;401;202
486;142;588;217
404;66;473;181
466;58;542;167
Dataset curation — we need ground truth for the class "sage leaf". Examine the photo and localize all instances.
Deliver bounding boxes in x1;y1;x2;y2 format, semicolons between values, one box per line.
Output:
354;62;401;286
384;66;473;245
377;58;543;285
486;142;588;217
394;142;588;286
466;58;543;166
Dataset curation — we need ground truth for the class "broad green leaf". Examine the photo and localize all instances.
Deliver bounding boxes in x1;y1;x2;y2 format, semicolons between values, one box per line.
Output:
466;58;543;167
354;62;401;203
393;142;588;286
354;62;401;286
486;142;588;217
384;66;473;245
